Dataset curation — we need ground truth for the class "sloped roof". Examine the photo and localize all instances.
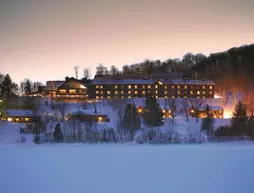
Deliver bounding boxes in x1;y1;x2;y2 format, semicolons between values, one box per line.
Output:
5;110;34;117
200;106;224;111
57;78;87;89
90;79;157;85
171;79;215;85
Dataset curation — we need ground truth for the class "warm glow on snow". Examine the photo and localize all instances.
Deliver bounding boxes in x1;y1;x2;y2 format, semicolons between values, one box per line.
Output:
214;94;221;99
224;110;233;118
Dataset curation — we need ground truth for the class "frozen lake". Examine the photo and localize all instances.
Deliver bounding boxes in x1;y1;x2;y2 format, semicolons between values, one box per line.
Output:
1;144;254;193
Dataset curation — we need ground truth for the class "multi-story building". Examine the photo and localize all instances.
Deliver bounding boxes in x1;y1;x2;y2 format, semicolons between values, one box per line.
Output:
37;75;215;101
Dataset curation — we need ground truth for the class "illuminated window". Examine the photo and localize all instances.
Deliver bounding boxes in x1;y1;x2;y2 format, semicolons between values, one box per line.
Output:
100;91;103;94
96;85;99;89
184;96;187;98
172;96;175;98
155;85;158;89
203;96;205;98
202;86;206;89
115;85;118;89
96;96;99;99
59;89;66;94
7;117;12;122
219;111;222;113
134;85;138;89
25;117;30;122
177;91;180;94
156;90;158;94
148;85;151;89
107;90;110;94
98;117;103;122
128;85;132;89
96;91;99;94
191;109;194;113
163;115;165;118
115;91;118;94
209;91;213;95
121;90;124;94
155;96;158;98
100;85;103;89
209;86;213;89
142;85;145;89
203;91;206;94
197;96;200;98
69;89;76;94
191;86;194;89
134;90;138;94
172;85;175;89
16;118;20;122
197;91;200;95
142;91;146;95
165;96;168;98
128;91;132;94
177;85;180;89
168;110;171;113
214;115;217;118
121;96;124;98
128;96;131;98
165;85;168;89
163;110;165;113
107;96;111;98
165;91;168;94
190;91;193;95
184;85;187;89
100;96;103;98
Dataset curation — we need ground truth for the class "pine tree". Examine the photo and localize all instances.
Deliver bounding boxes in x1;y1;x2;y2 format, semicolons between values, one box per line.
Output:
121;103;141;140
247;113;254;137
201;105;215;135
230;101;248;135
0;74;18;97
53;123;63;142
143;95;164;127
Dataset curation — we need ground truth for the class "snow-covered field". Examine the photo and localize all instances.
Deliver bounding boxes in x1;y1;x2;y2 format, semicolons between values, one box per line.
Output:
0;144;254;193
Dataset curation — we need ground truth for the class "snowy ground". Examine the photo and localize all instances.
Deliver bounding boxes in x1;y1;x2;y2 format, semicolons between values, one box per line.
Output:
1;144;254;193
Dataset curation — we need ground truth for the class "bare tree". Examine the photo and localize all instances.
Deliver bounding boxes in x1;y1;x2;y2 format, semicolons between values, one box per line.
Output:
92;100;97;114
243;89;254;116
96;63;108;75
165;98;177;122
74;65;79;79
67;119;78;142
109;65;119;75
55;102;68;121
83;68;91;79
183;98;190;122
190;98;206;123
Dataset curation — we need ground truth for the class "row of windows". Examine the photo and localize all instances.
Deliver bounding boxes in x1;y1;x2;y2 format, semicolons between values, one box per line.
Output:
58;89;86;94
95;85;214;90
95;90;213;95
96;95;212;99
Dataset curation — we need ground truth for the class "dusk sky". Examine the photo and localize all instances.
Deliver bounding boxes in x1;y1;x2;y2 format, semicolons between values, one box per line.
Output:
0;0;253;84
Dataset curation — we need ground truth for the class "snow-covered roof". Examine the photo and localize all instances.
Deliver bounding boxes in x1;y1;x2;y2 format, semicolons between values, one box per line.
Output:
5;110;34;117
171;79;215;85
201;106;224;111
68;109;107;116
90;79;156;85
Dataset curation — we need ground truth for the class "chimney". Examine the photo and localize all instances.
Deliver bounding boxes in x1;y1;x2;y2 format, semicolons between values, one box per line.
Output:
65;76;70;81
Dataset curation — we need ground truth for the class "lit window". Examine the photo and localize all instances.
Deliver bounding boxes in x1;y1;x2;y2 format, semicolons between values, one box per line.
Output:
25;117;30;122
220;115;222;118
177;91;180;94
96;96;99;99
121;96;124;98
156;90;158;94
142;85;145;89
7;117;12;122
128;91;131;94
134;90;138;94
209;86;213;89
134;85;138;89
100;96;103;98
142;91;146;95
69;89;76;94
203;96;205;98
107;96;111;98
214;115;217;118
197;96;200;98
209;91;213;95
163;115;165;118
184;85;187;89
148;85;151;89
172;85;175;89
107;90;110;94
16;118;20;122
115;91;118;94
203;91;206;94
165;85;168;89
121;90;124;94
155;85;158;89
100;91;103;94
197;91;200;95
96;91;99;94
59;89;66;94
177;85;180;89
128;96;131;98
219;111;222;113
190;91;193;94
115;85;118;89
128;85;132;89
172;96;175;98
156;96;158;98
100;85;103;89
184;96;187;98
96;85;99;89
165;91;168;94
165;96;168;98
202;86;206;89
168;110;171;113
98;117;103;122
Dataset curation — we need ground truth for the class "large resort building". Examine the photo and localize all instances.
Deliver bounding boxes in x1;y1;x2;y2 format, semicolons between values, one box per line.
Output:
37;73;216;102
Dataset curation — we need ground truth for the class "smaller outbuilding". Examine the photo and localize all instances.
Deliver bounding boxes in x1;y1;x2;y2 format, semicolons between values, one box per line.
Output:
66;109;109;122
0;109;40;123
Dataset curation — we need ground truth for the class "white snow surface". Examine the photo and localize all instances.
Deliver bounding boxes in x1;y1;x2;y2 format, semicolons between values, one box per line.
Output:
1;144;254;193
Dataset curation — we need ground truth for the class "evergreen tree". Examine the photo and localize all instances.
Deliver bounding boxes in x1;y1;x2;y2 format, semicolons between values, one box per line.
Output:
230;101;249;135
247;113;254;137
201;105;215;135
121;103;141;140
0;74;18;98
53;123;63;142
143;95;164;127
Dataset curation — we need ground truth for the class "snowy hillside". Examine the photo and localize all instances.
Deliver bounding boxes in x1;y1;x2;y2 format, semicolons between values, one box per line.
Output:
1;144;254;193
